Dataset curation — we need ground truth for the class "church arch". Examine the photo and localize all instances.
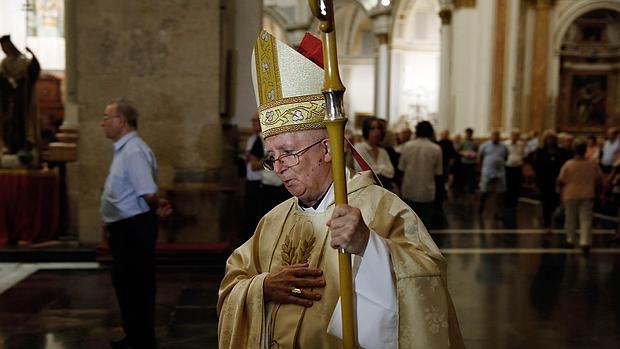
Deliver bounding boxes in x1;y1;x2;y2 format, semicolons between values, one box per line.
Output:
553;0;620;50
549;0;620;132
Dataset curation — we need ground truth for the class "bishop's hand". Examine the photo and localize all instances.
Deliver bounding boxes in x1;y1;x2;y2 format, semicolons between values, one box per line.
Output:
263;263;325;307
326;204;370;256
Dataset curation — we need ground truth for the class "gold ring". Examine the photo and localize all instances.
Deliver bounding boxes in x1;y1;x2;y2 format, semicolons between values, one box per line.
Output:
291;287;302;296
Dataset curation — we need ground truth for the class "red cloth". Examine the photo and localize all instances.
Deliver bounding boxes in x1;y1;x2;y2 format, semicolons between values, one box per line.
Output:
0;170;59;245
297;33;324;68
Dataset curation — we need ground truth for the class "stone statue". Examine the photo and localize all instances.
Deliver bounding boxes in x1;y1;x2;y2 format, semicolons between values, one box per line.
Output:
0;35;41;166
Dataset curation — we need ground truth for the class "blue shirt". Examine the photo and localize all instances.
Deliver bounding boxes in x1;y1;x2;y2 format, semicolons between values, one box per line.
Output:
601;138;620;166
100;132;158;224
479;140;508;178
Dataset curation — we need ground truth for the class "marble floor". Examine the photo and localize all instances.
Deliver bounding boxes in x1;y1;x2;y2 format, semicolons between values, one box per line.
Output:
0;195;619;348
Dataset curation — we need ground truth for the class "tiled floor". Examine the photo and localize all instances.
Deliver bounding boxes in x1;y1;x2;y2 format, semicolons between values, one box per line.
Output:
0;194;619;348
0;266;221;349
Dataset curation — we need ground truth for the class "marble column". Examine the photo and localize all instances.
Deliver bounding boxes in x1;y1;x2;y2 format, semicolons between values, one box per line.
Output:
371;10;391;121
438;7;453;131
528;0;552;132
231;0;262;127
490;0;508;131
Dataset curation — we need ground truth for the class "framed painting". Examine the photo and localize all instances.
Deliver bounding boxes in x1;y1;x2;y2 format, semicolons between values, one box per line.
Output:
354;112;374;130
567;74;608;128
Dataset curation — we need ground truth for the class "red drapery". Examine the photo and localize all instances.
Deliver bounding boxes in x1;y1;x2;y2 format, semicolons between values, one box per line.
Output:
0;170;59;245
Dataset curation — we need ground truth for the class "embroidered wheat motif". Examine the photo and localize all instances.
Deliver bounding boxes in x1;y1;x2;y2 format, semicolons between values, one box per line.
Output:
280;230;316;266
281;234;294;265
297;236;316;264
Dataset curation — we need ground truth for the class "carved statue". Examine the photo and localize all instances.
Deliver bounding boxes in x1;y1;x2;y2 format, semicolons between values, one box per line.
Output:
0;35;41;165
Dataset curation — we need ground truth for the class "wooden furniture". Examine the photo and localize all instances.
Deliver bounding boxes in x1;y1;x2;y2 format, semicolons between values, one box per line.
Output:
0;170;60;245
36;74;64;135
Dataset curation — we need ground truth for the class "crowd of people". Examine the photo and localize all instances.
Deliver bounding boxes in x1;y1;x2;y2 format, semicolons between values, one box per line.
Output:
343;121;620;254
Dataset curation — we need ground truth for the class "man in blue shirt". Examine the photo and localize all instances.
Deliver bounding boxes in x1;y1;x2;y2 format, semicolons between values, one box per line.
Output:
100;98;171;349
478;130;508;214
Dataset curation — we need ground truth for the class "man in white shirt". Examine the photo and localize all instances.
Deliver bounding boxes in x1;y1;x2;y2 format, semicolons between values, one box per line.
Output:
601;127;620;173
524;129;539;159
398;121;443;227
504;129;525;208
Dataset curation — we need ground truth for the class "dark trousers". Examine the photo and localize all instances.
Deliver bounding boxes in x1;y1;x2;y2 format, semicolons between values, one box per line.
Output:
540;190;560;228
242;180;263;240
461;163;477;193
505;166;522;208
405;200;434;229
107;211;158;349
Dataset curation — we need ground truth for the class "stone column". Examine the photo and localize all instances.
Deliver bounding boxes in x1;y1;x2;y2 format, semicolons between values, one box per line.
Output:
371;9;392;121
528;0;552;132
438;7;453;131
64;0;78;124
74;0;223;244
231;0;262;127
490;0;508;131
62;0;80;237
512;0;528;131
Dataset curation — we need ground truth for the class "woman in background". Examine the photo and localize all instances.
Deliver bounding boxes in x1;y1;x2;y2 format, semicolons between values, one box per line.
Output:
354;116;395;189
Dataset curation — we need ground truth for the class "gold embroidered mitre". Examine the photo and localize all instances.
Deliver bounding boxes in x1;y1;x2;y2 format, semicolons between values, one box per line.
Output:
251;30;325;138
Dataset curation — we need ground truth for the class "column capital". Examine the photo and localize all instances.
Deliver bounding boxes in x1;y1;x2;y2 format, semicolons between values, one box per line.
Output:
368;2;392;19
438;9;452;26
370;11;392;40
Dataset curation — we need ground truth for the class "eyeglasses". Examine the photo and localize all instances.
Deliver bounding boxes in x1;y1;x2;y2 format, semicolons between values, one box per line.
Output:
263;138;326;171
102;114;121;121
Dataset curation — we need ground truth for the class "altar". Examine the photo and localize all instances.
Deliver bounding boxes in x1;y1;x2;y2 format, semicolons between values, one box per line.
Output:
0;170;60;245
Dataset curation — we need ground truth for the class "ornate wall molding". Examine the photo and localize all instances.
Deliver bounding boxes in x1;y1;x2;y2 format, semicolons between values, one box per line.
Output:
454;0;476;9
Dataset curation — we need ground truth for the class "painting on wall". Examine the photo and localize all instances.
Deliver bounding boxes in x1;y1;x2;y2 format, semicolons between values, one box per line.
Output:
27;0;64;38
568;74;608;127
354;112;374;131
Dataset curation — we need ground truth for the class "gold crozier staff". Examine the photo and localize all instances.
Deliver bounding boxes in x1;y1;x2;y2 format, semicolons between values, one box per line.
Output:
308;1;356;348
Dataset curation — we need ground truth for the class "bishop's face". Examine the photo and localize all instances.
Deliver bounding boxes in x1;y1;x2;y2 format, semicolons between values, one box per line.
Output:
265;130;332;206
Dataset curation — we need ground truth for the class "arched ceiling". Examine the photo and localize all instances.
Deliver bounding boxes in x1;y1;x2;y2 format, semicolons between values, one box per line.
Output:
264;0;392;28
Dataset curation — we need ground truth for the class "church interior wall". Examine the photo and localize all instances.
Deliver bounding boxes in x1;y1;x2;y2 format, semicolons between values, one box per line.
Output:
451;0;495;136
7;0;620;246
393;49;440;125
73;0;223;244
341;60;376;125
388;0;440;128
0;0;27;59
